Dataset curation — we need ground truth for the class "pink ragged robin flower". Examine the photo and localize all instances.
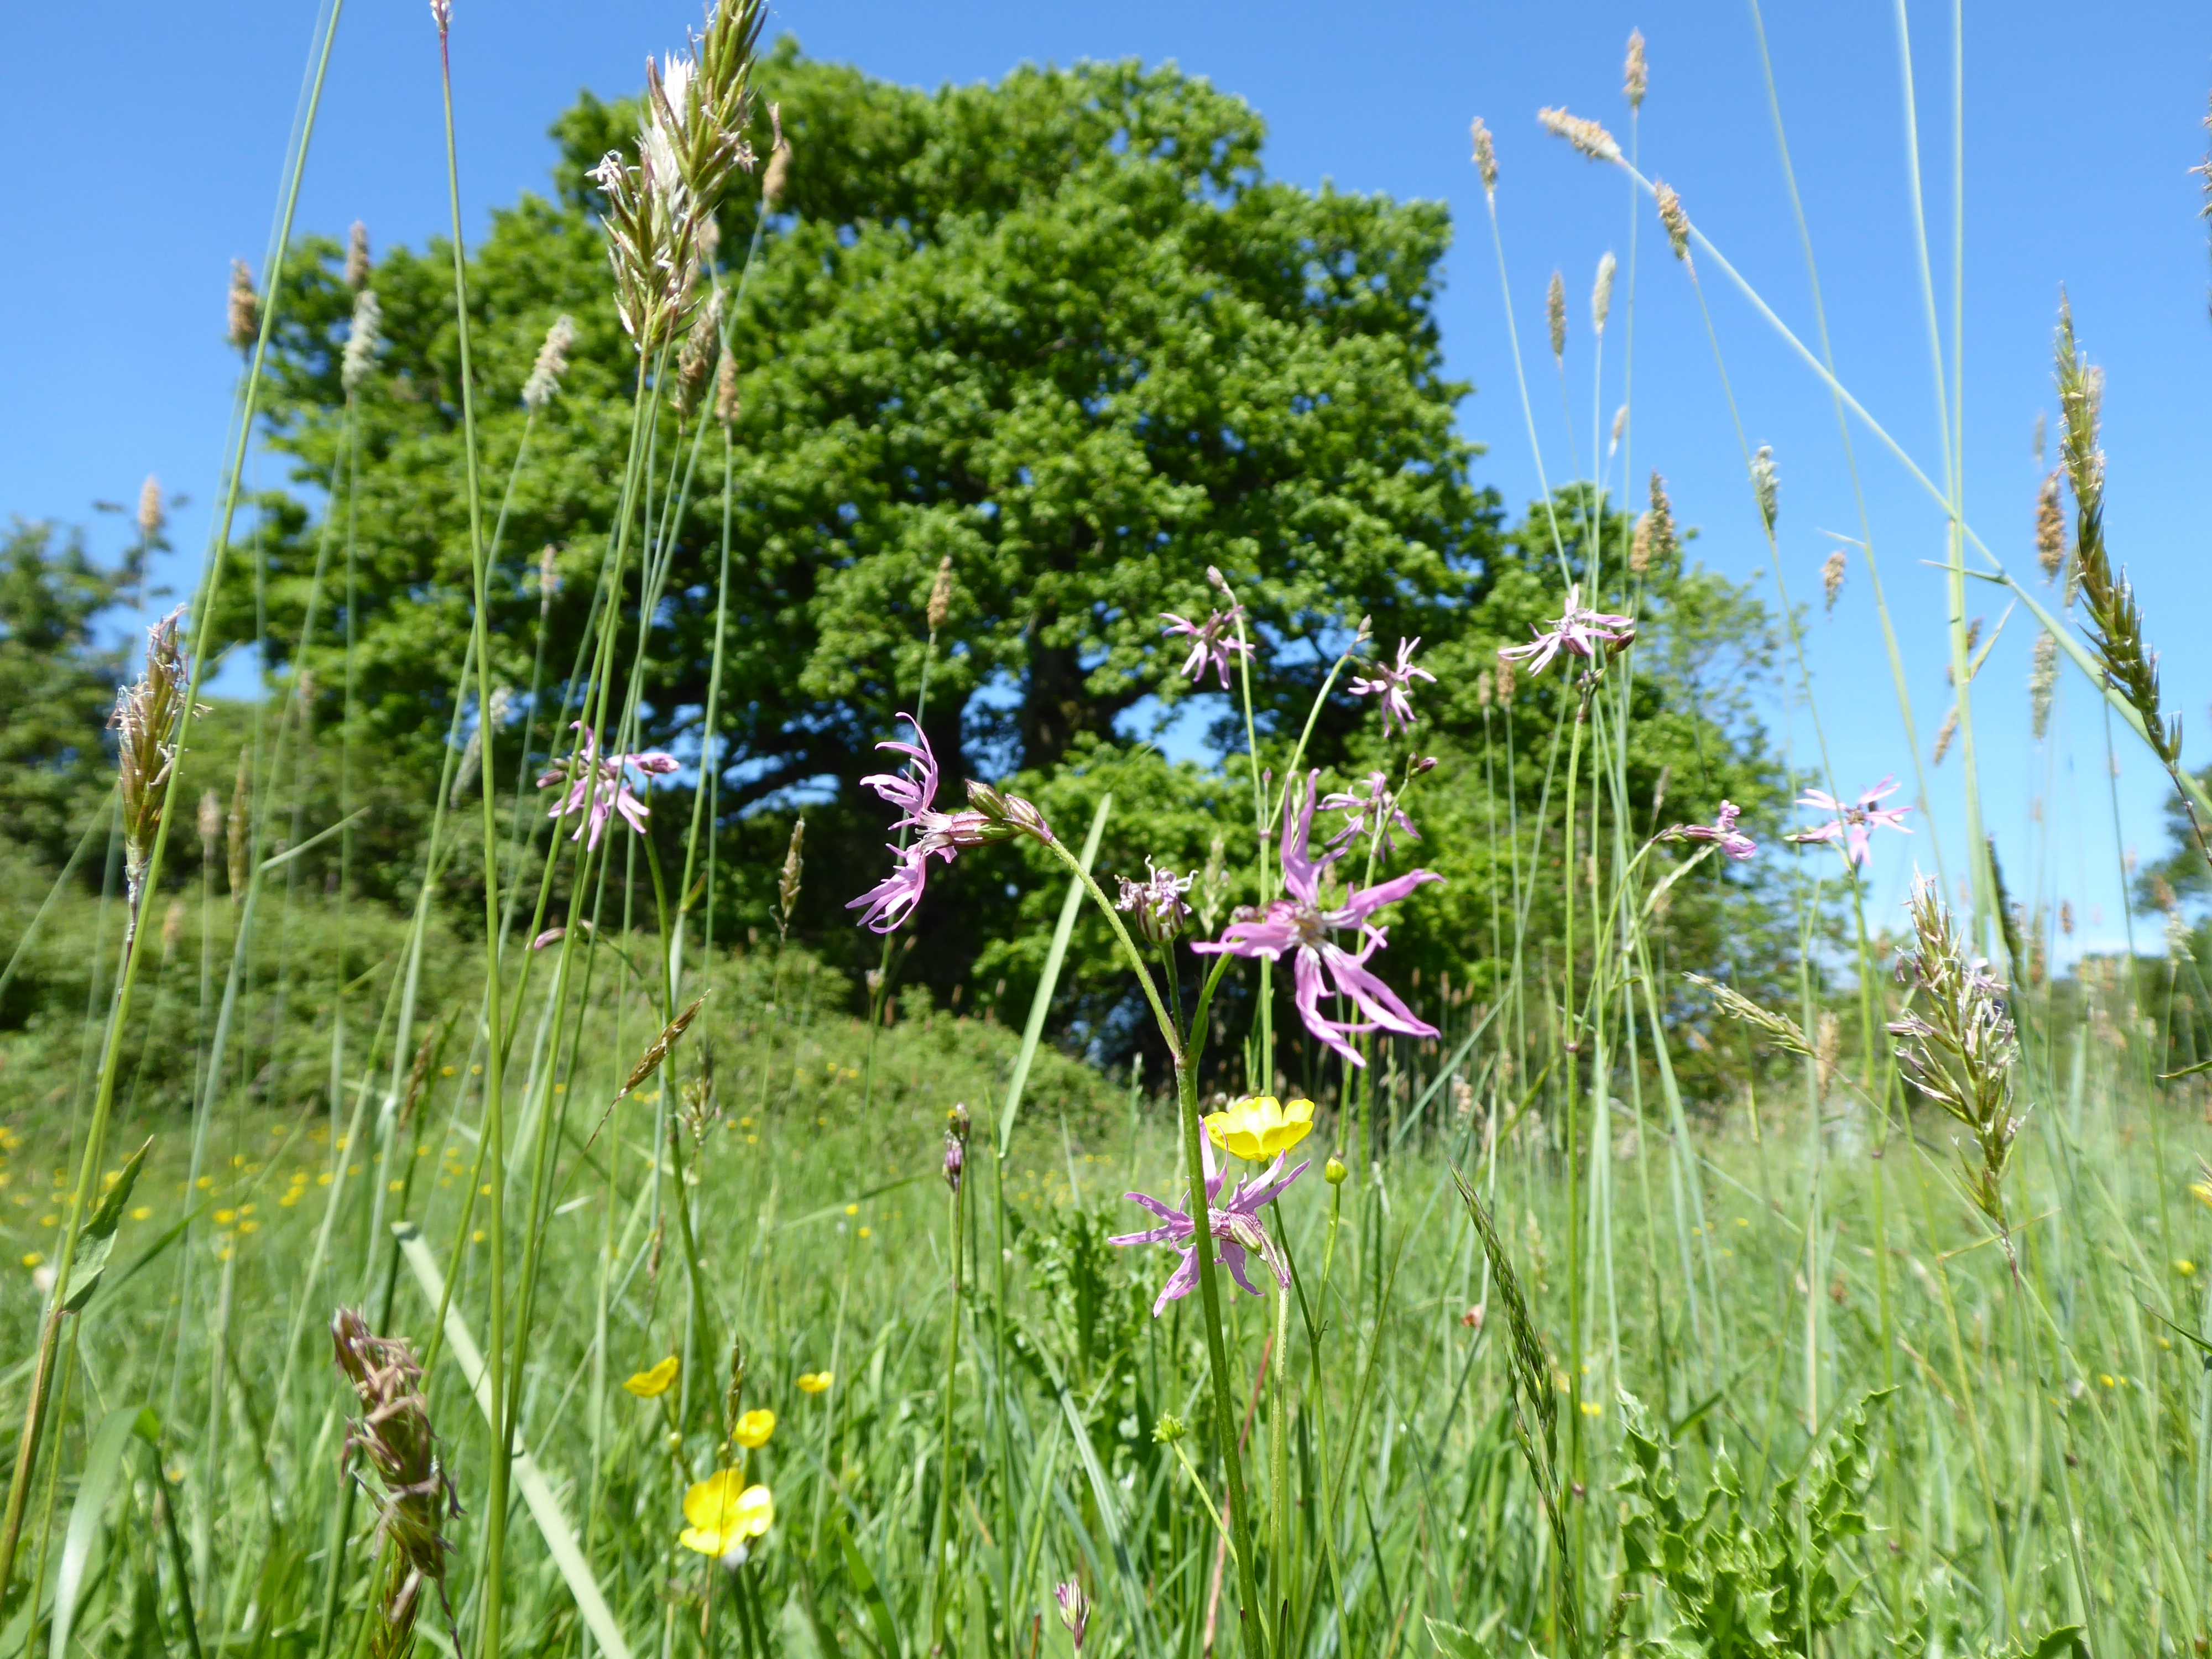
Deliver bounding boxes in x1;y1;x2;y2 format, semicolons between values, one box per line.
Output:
1348;638;1436;736
1787;775;1911;867
846;715;1055;933
537;724;678;849
1658;800;1757;863
1191;773;1441;1067
1496;586;1636;679
1321;771;1420;857
1109;1133;1310;1317
1160;604;1253;690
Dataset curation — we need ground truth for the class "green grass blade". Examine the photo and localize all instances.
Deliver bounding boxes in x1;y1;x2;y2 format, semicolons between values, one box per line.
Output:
995;794;1111;1161
48;1407;142;1659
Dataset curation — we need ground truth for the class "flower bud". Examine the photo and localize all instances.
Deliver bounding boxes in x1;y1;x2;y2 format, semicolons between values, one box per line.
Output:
942;1136;964;1194
947;1101;972;1142
1151;1413;1187;1444
1324;1155;1348;1186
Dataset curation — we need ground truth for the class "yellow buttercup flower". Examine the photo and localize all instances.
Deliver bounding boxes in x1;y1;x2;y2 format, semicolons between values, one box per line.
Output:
679;1468;774;1558
1203;1096;1315;1162
733;1407;776;1448
625;1356;680;1399
797;1371;833;1395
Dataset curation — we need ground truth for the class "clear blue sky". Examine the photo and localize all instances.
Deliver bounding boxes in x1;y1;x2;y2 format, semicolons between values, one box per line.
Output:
5;0;2208;957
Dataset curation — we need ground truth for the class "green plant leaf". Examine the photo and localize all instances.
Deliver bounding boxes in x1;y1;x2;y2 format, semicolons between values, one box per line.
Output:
50;1406;143;1659
61;1136;151;1313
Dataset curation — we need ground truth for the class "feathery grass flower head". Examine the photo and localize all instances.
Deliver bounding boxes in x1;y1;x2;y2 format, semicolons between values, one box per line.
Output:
848;716;1055;932
1547;269;1567;358
113;608;196;926
331;1308;458;1658
625;1355;680;1398
1751;445;1779;533
342;289;382;396
1492;649;1516;703
1639;470;1677;577
680;1469;773;1563
1625;29;1648;107
732;1407;775;1448
1349;637;1436;736
1654;182;1692;263
1887;875;2022;1239
137;475;165;544
2030;634;2058;739
1055;1581;1093;1652
1469;117;1499;195
1538;105;1621;162
538;724;677;848
1192;773;1441;1066
796;1370;833;1394
1497;586;1636;680
521;314;577;413
1117;859;1196;946
1204;1095;1316;1162
1787;776;1911;866
2055;296;2177;763
776;816;805;940
1931;707;1959;766
713;349;740;426
1110;1133;1310;1316
1322;771;1420;856
671;290;723;418
1160;603;1252;689
926;555;955;633
2035;469;2066;582
346;220;371;290
226;260;259;350
1658;800;1757;863
761;100;791;207
1822;549;1847;612
1592;251;1617;335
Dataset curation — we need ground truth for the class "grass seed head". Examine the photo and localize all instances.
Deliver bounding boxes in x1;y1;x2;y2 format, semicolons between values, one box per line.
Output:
776;816;805;938
1821;549;1847;612
762;100;791;208
1469;117;1498;195
1654;181;1691;263
1932;706;1959;766
346;220;371;290
112;608;194;926
331;1307;458;1659
521;314;576;413
342;289;382;397
226;260;259;351
2030;634;2058;739
1750;445;1778;534
927;555;954;633
1625;29;1648;108
1546;269;1566;358
1887;875;2022;1241
137;474;164;544
1591;251;1616;335
1538;105;1621;163
670;290;722;418
2034;467;2066;582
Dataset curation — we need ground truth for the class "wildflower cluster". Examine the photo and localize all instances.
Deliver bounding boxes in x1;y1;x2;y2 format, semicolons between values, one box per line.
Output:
1787;776;1911;867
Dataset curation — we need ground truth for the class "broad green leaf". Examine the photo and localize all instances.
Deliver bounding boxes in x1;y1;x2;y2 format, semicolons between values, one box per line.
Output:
50;1406;143;1659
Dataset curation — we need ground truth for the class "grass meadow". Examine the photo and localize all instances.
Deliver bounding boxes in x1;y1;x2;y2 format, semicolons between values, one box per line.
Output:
4;5;2212;1659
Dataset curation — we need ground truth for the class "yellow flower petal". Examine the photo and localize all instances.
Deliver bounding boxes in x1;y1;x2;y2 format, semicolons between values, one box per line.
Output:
625;1355;680;1399
1202;1095;1316;1162
733;1407;776;1448
681;1471;774;1554
797;1371;833;1395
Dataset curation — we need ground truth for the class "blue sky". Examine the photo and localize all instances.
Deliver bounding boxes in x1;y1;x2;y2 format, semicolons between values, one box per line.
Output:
4;0;2209;958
